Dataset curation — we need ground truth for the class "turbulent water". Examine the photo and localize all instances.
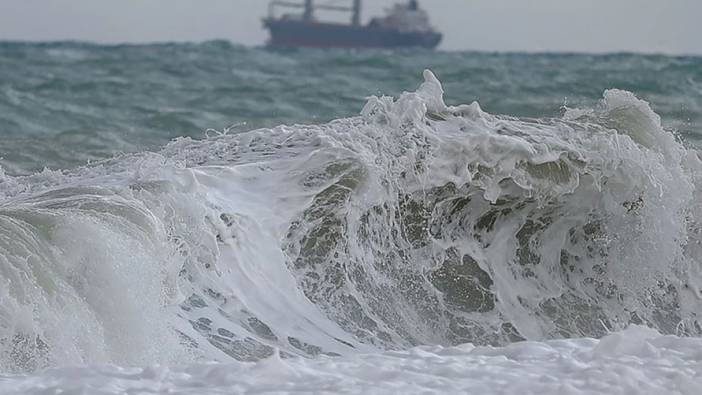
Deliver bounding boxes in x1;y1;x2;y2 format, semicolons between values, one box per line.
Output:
1;42;702;391
2;41;701;175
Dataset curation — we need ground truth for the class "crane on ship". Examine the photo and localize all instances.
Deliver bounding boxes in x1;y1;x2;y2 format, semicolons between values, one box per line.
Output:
267;0;364;25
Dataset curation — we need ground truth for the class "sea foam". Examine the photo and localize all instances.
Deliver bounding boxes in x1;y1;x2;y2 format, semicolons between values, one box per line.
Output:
0;72;701;386
1;326;700;395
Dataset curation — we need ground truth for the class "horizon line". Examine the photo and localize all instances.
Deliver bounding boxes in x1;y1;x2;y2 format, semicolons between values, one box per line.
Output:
1;39;700;58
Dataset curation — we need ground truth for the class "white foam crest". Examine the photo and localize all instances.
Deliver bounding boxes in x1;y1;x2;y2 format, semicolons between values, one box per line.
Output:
1;71;701;373
277;70;702;343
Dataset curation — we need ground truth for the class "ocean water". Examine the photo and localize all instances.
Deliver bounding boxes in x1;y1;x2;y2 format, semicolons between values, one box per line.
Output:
1;41;702;393
2;41;701;175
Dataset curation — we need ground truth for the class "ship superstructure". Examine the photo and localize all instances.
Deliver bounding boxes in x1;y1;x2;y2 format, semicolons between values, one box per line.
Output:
263;0;442;49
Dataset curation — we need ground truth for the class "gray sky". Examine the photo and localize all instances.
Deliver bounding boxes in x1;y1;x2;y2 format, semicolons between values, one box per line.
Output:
0;0;700;54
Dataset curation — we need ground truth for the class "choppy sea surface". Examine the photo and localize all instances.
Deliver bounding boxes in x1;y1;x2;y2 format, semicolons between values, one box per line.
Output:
2;41;701;174
1;41;702;394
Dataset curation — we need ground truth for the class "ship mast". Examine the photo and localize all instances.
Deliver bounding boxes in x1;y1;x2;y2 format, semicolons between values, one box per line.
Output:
304;0;313;21
351;0;361;25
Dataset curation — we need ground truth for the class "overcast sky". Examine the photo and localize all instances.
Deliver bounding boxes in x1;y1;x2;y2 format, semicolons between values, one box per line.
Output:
0;0;700;54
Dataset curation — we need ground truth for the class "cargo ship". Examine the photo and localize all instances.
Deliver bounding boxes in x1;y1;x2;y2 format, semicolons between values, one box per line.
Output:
263;0;442;49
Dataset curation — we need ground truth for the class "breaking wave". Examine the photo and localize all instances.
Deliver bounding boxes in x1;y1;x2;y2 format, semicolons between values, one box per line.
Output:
1;71;701;373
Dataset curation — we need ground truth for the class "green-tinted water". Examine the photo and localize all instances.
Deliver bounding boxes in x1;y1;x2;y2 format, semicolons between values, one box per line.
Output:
1;41;700;174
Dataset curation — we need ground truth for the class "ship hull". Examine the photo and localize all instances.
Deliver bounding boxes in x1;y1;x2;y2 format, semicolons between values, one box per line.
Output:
263;19;442;49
